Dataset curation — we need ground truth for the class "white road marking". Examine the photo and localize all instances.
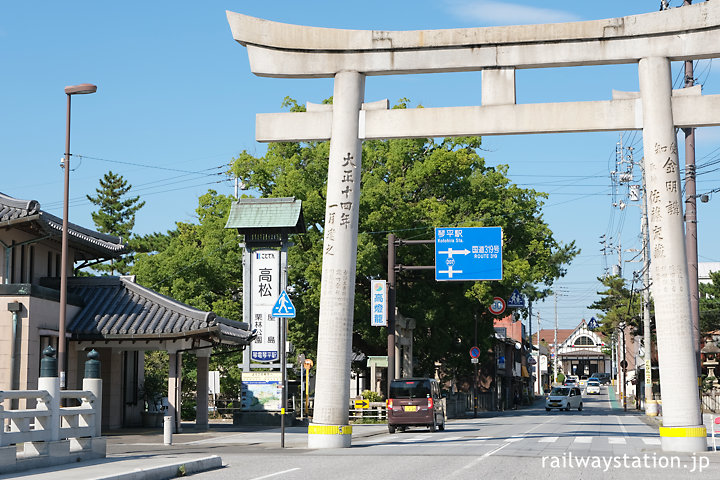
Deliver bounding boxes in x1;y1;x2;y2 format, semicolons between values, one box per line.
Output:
608;437;627;444
504;436;525;442
574;436;593;443
452;442;511;474
250;468;301;480
539;436;558;443
642;438;661;445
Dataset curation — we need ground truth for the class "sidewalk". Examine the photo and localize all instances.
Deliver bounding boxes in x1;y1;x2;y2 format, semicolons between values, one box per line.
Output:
0;422;389;480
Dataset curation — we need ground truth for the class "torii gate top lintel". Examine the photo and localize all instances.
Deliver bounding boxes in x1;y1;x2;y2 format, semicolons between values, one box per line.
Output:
228;2;720;78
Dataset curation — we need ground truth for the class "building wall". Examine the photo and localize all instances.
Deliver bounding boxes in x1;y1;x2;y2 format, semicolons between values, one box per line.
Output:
0;229;65;285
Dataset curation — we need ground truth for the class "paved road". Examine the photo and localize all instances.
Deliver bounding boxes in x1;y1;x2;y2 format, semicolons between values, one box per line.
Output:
176;388;720;480
5;386;716;479
180;387;720;480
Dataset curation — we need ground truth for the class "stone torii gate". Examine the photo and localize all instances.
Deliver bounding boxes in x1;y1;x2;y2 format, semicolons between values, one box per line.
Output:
228;2;720;451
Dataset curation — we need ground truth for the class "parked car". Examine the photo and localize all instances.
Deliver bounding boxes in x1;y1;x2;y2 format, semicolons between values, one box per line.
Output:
590;373;611;385
578;376;589;388
546;386;583;411
585;380;601;395
387;378;446;433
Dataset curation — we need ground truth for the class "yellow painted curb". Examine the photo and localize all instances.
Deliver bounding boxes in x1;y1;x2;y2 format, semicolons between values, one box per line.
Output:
659;426;707;438
308;425;352;435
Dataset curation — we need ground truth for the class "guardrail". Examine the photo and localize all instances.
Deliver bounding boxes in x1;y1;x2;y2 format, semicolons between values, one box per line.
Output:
349;402;387;422
0;348;105;473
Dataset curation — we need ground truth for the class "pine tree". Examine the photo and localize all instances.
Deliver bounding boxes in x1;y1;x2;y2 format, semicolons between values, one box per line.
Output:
87;171;145;275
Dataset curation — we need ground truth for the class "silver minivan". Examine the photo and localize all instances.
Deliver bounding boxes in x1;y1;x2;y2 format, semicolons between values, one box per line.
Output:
545;386;583;411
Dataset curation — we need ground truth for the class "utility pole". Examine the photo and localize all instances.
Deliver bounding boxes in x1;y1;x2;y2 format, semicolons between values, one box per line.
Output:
641;161;654;414
536;311;541;395
553;293;559;384
527;299;533;396
682;0;701;374
387;233;396;398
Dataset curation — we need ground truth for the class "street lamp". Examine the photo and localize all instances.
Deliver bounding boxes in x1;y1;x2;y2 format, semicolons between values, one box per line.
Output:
59;83;97;388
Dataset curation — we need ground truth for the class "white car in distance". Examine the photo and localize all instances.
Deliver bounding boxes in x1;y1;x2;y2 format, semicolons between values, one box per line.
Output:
545;386;583;412
585;380;601;395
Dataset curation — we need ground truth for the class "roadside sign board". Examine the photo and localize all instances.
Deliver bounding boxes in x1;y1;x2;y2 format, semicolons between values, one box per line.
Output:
370;279;388;326
250;249;280;362
489;297;506;315
304;359;314;370
354;399;370;409
507;288;525;308
434;227;502;281
469;346;481;358
271;290;296;318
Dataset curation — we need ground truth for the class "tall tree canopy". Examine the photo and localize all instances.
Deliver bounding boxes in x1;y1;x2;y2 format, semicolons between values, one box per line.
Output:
87;171;145;274
231;98;578;378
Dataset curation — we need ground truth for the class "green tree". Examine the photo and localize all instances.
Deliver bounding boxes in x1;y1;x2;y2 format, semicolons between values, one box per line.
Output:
588;275;644;338
231;97;579;379
699;270;720;333
87;171;145;274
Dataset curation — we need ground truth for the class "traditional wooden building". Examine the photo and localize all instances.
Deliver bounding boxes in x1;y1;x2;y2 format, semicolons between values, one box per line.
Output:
1;192;254;431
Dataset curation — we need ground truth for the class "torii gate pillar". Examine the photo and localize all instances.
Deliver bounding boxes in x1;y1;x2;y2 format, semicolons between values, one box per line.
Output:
307;71;365;448
638;57;705;452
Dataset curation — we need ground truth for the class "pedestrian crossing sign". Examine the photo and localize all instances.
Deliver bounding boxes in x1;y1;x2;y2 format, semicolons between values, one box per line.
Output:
271;290;296;318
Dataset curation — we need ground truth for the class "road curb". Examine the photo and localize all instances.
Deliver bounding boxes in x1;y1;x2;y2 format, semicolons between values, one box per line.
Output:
94;455;223;480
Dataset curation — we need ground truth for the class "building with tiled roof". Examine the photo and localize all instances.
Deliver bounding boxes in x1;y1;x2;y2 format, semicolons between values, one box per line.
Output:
1;193;253;432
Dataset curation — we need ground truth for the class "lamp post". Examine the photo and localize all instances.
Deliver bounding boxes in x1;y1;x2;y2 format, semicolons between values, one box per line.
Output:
59;83;97;388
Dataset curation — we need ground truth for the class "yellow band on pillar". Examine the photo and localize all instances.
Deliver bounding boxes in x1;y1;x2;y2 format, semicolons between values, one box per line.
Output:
308;425;352;435
659;426;707;438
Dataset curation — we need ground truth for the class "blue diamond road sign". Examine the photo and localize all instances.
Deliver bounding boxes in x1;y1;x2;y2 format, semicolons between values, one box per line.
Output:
271;290;296;318
507;288;525;308
435;227;502;281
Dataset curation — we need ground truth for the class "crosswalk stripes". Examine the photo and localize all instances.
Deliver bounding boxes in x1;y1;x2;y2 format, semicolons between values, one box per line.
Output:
364;434;662;448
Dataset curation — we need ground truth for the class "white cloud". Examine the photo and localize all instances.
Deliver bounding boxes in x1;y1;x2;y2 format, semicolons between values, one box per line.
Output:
446;0;581;26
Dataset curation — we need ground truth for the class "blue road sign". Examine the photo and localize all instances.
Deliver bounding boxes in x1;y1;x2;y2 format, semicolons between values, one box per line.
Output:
469;346;481;359
507;288;525;308
271;290;296;318
435;227;502;281
588;317;599;330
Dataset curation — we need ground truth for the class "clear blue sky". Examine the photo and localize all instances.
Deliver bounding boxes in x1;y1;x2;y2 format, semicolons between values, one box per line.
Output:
2;1;719;331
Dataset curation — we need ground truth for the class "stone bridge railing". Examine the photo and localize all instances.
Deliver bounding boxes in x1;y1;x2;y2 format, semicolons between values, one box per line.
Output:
0;348;105;473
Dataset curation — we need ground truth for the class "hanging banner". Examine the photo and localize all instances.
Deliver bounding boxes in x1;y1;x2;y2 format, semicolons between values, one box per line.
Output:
370;279;388;326
250;249;280;362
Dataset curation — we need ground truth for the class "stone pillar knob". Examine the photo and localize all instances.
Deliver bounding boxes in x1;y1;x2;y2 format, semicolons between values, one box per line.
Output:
84;349;101;379
40;345;58;378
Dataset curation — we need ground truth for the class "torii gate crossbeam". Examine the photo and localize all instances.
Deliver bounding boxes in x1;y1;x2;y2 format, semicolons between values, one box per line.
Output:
228;2;720;451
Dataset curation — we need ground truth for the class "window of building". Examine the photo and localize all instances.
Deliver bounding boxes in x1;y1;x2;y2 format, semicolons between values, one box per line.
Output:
573;336;595;346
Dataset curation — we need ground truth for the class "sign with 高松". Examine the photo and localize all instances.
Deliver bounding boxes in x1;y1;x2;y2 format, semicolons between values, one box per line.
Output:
250;249;280;362
370;279;388;326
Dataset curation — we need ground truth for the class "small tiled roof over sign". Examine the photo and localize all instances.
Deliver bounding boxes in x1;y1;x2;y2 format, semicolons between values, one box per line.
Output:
225;197;305;233
41;276;254;345
0;192;126;261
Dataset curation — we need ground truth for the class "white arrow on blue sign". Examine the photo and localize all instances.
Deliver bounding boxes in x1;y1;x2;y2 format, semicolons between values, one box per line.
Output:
271;290;296;318
507;288;525;308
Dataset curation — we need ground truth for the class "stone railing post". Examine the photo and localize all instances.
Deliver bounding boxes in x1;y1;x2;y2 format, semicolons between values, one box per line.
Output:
82;350;102;438
37;346;60;442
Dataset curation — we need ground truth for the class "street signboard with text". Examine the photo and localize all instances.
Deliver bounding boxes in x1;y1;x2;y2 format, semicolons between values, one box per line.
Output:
435;227;502;281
